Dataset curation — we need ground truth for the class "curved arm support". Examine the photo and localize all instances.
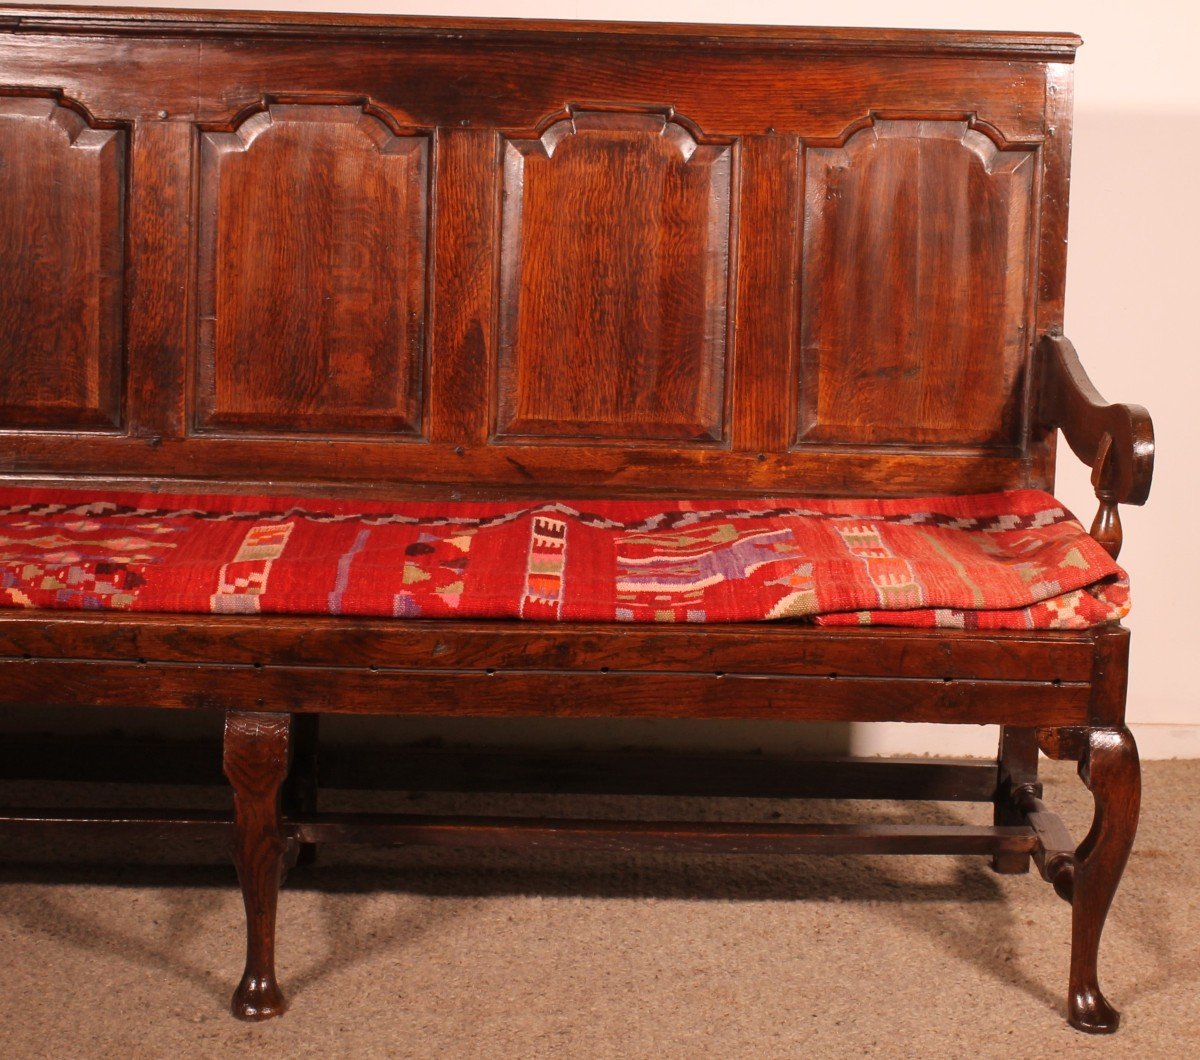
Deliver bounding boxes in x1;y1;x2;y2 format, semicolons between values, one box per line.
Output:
1038;334;1155;557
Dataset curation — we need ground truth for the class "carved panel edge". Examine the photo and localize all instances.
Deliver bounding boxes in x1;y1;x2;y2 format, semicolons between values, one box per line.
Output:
0;89;128;433
191;97;433;440
492;103;738;446
793;111;1039;451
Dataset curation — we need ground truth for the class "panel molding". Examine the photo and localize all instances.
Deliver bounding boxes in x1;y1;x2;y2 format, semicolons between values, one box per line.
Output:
493;104;737;446
0;24;1069;501
803;109;1042;152
194;98;430;438
796;113;1037;449
0;91;126;432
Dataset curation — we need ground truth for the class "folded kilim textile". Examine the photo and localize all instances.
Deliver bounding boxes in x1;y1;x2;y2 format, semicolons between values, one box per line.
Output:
0;487;1128;629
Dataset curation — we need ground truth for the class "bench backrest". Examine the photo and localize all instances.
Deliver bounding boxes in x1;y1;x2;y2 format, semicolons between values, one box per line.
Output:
0;7;1080;499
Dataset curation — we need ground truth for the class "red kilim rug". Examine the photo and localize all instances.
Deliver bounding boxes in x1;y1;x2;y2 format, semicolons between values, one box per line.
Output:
0;487;1128;629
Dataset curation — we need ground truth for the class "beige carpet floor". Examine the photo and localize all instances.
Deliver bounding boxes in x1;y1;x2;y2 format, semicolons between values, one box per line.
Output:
0;759;1196;1059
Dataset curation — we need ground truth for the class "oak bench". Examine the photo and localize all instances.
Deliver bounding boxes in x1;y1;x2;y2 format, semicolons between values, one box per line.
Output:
0;5;1154;1034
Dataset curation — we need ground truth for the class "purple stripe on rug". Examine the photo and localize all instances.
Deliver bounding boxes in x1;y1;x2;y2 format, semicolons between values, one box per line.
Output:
327;528;371;615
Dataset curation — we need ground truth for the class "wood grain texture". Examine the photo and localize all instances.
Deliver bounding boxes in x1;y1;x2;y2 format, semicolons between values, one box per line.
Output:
798;117;1035;448
0;657;1092;726
0;9;1082;60
0;32;1057;133
1038;334;1154;539
0;611;1098;682
0;440;1051;498
1087;624;1131;728
0;12;1155;1035
195;101;429;436
495;107;733;443
123;120;192;442
426;127;497;446
731;134;802;453
0;93;124;430
1067;728;1140;1033
222;710;292;1021
0;15;1077;496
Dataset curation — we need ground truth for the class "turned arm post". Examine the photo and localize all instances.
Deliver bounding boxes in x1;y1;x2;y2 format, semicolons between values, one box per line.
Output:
1038;334;1155;558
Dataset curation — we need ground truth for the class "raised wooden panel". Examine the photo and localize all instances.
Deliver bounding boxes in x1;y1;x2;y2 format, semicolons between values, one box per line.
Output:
196;102;429;436
1;15;1075;499
495;107;735;444
0;95;125;431
797;118;1036;448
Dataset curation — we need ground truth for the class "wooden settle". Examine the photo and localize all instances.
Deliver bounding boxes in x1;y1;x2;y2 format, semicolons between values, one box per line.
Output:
0;5;1155;1034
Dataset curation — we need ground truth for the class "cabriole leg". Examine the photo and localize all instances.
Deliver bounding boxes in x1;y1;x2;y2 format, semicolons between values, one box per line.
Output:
1068;727;1140;1034
223;710;293;1021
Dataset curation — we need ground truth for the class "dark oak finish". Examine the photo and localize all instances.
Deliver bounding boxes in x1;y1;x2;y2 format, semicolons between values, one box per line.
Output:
0;735;1002;801
798;117;1034;447
1040;727;1141;1033
0;658;1093;725
0;6;1155;1035
993;725;1040;874
0;808;1038;859
284;713;320;867
286;815;1038;857
0;92;124;431
1039;334;1155;558
0;6;1069;495
195;101;429;437
223;711;292;1021
0;612;1098;681
496;106;733;443
1018;785;1076;902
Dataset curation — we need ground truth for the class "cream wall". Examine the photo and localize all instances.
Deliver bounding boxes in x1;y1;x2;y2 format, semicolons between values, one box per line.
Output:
54;1;1200;756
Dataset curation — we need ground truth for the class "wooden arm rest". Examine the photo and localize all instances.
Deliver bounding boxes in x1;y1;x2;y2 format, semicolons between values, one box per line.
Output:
1038;334;1154;557
1039;334;1155;506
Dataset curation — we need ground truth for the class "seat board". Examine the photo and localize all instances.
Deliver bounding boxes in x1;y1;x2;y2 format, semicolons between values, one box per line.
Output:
0;611;1097;682
0;654;1092;726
